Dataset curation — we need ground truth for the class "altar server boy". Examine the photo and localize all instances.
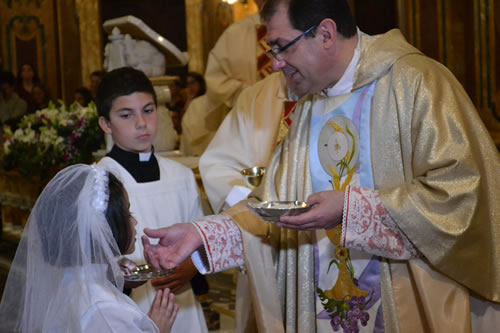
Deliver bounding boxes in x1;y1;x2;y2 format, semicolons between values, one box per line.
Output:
97;67;208;333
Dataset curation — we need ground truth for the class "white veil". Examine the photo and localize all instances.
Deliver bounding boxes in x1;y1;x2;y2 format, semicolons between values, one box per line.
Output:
0;164;128;332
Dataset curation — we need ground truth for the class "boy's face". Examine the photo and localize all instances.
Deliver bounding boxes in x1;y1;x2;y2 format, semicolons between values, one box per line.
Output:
99;92;158;153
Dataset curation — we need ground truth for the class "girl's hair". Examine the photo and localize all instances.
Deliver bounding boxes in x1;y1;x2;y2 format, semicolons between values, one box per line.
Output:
106;172;132;254
36;167;132;266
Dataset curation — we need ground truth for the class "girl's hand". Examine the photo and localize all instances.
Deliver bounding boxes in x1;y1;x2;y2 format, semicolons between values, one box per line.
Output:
148;288;179;333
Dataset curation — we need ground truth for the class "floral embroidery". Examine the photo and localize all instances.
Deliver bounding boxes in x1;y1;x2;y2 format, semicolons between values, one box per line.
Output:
344;186;419;260
318;292;372;332
192;214;244;273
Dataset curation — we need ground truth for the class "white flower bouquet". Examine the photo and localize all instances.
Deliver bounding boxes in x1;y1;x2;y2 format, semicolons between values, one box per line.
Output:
1;101;103;179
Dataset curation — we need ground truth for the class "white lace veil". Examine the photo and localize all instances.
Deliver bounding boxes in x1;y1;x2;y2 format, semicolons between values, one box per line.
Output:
0;164;128;332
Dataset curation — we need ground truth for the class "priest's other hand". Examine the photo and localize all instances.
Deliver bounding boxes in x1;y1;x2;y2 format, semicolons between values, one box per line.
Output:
151;258;198;293
278;190;344;231
142;223;203;270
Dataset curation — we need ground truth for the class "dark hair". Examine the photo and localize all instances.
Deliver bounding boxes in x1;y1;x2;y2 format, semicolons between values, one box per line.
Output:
32;82;51;109
74;87;93;106
0;71;16;86
90;70;106;79
186;72;206;97
106;172;132;254
96;67;157;119
37;168;131;266
15;63;40;86
261;0;356;38
33;82;50;97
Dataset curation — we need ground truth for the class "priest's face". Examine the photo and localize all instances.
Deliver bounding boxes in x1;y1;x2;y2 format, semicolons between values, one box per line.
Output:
265;5;325;97
99;92;158;153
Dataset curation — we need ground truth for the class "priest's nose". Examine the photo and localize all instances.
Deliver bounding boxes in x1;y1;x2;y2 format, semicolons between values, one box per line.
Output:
272;57;287;72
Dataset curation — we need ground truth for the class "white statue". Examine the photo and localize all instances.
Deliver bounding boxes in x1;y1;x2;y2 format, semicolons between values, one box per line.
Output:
103;27;166;77
103;27;127;72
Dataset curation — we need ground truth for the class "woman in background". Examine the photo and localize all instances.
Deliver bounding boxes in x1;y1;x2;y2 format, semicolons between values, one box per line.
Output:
15;63;41;114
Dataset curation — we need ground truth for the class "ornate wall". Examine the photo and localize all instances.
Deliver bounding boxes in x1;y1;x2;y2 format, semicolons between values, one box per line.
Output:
1;0;60;100
397;0;499;146
0;0;97;103
1;0;498;146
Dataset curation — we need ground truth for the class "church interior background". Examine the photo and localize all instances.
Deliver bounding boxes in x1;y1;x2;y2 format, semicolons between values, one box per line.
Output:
0;0;498;331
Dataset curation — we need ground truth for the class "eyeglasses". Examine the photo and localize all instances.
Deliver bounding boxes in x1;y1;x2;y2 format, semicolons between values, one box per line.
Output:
267;25;318;60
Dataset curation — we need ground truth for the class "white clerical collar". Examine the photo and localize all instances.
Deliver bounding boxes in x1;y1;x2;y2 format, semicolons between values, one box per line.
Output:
139;152;152;162
324;28;363;97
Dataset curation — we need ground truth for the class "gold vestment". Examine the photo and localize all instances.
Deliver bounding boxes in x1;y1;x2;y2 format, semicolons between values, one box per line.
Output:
226;29;500;332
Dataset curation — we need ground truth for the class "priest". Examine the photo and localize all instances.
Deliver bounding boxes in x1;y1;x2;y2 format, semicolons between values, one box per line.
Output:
144;0;500;332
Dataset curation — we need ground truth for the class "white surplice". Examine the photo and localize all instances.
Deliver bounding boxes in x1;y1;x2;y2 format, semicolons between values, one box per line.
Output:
98;156;207;333
180;13;263;156
199;72;290;213
154;106;178;152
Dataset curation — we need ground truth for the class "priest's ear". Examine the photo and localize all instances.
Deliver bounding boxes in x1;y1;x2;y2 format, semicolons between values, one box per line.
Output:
98;116;113;135
317;19;337;50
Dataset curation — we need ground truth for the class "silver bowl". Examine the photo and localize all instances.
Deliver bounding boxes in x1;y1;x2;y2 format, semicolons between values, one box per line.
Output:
247;200;311;223
122;264;176;282
240;166;266;189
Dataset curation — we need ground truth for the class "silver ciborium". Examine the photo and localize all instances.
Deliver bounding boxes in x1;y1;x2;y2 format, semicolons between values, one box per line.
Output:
240;166;266;189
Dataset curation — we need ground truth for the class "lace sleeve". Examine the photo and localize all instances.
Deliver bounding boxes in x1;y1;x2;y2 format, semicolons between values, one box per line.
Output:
342;186;420;260
192;214;245;273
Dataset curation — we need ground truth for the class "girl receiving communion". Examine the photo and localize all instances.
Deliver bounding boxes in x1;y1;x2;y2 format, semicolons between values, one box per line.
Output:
0;164;177;333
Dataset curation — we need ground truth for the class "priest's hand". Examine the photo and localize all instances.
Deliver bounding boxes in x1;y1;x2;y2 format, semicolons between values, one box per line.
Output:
142;223;203;270
151;258;198;294
278;190;344;231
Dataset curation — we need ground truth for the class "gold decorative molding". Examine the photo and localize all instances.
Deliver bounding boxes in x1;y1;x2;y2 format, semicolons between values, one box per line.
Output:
0;0;59;98
185;0;205;74
75;0;102;87
474;0;499;132
1;0;43;8
185;0;259;74
397;0;420;47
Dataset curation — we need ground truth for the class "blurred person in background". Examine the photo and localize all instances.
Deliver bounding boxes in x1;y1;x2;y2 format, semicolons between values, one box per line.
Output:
0;71;27;142
180;0;269;156
89;70;106;101
32;82;52;111
182;72;206;116
0;71;27;126
74;87;93;107
167;79;186;135
15;63;40;114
